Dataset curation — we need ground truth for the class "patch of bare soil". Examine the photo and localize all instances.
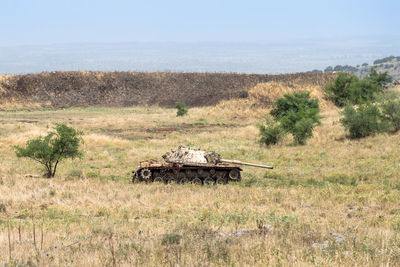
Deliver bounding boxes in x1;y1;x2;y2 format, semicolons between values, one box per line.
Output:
94;123;240;140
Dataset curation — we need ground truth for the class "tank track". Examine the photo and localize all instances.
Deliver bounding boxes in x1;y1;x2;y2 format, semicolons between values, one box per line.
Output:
132;166;241;185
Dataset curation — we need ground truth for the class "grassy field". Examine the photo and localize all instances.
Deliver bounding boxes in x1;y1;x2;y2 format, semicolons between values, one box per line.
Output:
1;86;400;266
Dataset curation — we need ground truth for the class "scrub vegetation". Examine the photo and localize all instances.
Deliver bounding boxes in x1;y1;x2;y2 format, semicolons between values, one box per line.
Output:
0;78;399;266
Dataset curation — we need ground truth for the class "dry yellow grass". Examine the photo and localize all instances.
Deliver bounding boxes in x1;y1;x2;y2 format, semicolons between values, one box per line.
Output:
210;80;335;120
0;82;400;266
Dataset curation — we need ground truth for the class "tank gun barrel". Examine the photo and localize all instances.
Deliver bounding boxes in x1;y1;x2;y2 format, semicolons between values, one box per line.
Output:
220;159;273;169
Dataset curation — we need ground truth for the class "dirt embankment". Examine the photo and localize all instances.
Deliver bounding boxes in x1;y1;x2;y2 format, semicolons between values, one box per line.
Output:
0;71;335;109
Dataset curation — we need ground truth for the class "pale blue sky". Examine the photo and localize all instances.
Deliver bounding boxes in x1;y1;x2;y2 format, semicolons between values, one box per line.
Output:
1;0;399;45
1;0;399;73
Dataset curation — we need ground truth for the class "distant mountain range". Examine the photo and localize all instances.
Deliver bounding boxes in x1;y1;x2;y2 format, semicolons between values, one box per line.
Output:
321;56;400;80
1;39;400;75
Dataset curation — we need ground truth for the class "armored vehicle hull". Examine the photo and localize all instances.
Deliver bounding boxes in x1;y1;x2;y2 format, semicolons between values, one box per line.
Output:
132;161;242;184
132;145;272;185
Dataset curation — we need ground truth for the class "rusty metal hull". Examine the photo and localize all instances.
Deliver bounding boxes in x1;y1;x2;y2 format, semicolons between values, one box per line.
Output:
132;161;242;185
132;145;272;185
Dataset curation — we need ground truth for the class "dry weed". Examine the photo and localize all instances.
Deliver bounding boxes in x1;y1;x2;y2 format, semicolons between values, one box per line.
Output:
0;78;399;265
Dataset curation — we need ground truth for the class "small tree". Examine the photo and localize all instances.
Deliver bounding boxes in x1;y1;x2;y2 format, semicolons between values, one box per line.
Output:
258;118;285;146
175;102;188;116
364;67;392;88
325;69;392;107
14;123;83;178
380;97;400;132
340;103;386;139
271;91;321;145
324;72;359;107
260;91;321;145
292;118;316;145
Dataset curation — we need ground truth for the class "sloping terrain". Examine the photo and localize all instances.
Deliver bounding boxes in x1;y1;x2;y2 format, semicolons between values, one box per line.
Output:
0;71;400;265
352;60;400;79
325;56;400;80
1;103;400;266
0;71;334;109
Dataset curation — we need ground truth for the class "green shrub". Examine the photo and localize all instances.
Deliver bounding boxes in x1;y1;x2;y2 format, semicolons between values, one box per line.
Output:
324;72;358;107
269;91;321;145
292;118;315;145
270;91;319;120
161;233;182;245
340;103;386;139
323;173;357;186
68;169;85;179
238;90;249;98
325;68;392;107
14;123;84;178
258;118;285;146
380;98;400;132
175;102;188;116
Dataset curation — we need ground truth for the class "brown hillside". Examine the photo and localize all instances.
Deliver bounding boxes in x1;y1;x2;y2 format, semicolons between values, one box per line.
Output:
0;71;335;109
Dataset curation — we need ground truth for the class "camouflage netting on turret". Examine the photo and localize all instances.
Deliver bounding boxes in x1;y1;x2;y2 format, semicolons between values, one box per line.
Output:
162;145;221;164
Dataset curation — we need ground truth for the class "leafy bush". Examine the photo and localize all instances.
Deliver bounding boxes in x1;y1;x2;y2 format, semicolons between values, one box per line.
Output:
365;67;392;88
380;98;400;132
270;91;321;145
258;118;285;146
175;102;188;116
238;90;249;98
325;68;392;107
14;123;83;178
259;91;321;146
161;233;182;245
292;118;315;145
340;103;386;139
68;169;85;179
324;72;358;107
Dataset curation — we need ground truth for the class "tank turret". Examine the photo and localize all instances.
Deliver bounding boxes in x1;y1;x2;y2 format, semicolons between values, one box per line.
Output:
132;145;273;185
162;145;273;168
162;145;221;164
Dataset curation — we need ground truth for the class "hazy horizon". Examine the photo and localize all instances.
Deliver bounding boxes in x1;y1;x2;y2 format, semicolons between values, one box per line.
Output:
2;0;399;74
1;37;400;75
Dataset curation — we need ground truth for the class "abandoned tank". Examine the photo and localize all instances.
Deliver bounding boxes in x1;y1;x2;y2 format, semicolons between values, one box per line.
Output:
132;145;273;184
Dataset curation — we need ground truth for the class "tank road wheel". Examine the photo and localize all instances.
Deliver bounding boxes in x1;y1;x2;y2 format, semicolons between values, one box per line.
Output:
191;177;202;185
179;177;189;184
178;173;188;184
140;168;152;181
228;169;240;181
204;177;215;185
160;169;166;178
153;176;164;183
209;168;216;177
216;171;227;179
216;177;227;185
152;171;161;179
167;177;178;184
